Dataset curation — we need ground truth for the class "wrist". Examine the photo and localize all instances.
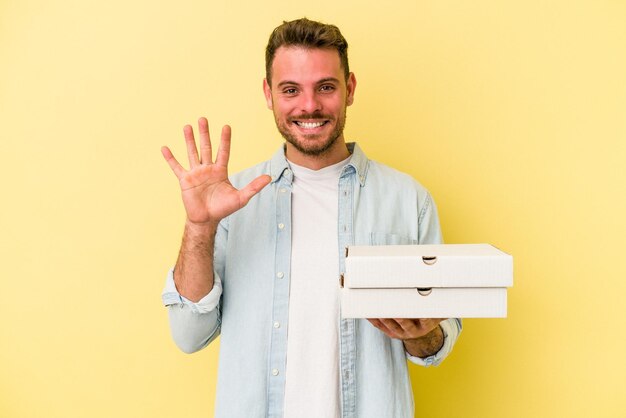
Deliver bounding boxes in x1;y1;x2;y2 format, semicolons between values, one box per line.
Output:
179;219;218;256
404;325;444;358
185;218;219;235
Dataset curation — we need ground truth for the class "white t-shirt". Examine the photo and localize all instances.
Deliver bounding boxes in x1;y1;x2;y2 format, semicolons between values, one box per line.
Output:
283;157;349;418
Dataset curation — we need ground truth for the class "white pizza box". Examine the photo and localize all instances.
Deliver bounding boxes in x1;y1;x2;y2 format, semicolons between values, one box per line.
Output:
340;243;513;318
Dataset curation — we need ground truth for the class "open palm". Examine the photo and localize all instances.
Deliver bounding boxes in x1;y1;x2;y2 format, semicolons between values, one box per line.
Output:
161;118;271;225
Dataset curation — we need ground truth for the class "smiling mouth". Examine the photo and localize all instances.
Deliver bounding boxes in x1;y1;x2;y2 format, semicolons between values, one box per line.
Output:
293;120;329;129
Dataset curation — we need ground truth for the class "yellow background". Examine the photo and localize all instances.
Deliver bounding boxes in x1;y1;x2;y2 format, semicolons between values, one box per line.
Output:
1;0;624;417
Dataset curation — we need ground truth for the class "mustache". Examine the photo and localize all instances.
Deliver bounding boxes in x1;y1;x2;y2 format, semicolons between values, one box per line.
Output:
288;112;333;122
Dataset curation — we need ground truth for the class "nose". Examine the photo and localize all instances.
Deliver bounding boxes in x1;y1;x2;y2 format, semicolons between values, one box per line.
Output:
299;90;322;114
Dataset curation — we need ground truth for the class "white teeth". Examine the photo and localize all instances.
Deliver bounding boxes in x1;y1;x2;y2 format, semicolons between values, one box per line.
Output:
296;121;325;129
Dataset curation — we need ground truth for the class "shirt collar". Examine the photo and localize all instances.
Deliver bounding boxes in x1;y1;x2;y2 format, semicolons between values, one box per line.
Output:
269;142;370;186
344;142;369;187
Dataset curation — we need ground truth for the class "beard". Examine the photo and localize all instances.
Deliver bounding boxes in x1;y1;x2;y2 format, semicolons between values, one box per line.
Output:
274;109;347;157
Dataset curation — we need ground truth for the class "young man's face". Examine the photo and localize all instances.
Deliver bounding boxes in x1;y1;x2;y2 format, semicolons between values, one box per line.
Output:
263;46;356;166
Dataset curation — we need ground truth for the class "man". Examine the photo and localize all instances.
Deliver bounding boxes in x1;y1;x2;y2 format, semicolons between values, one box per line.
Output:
161;18;461;418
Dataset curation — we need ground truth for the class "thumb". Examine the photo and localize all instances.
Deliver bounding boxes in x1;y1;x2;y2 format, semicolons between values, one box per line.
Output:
238;174;272;207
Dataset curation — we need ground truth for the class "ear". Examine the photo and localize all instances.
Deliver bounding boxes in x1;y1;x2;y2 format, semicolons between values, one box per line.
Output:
346;73;357;106
263;78;273;110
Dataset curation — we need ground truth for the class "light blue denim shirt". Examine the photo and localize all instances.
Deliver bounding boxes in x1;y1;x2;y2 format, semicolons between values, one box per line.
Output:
162;143;462;418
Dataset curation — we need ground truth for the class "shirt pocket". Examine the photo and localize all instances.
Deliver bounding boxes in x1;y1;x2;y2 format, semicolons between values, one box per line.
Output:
369;232;418;246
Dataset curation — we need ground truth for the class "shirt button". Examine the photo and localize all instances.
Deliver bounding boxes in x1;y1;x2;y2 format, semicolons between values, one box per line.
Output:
278;223;285;229
273;322;280;328
272;369;279;376
279;188;286;193
276;272;284;279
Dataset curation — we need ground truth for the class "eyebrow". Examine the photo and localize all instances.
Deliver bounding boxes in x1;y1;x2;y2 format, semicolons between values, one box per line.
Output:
316;77;341;85
276;77;341;89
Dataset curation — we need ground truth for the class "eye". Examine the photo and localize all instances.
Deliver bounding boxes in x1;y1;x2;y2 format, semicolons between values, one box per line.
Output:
319;84;335;92
282;87;298;95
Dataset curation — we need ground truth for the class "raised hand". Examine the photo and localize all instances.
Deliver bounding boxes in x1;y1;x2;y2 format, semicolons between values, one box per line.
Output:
161;117;271;225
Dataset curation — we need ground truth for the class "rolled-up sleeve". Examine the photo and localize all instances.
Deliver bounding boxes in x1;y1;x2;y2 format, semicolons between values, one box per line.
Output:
161;268;222;354
406;318;462;366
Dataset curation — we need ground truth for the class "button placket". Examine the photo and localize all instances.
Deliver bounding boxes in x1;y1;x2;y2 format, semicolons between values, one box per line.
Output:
267;177;292;416
338;169;357;417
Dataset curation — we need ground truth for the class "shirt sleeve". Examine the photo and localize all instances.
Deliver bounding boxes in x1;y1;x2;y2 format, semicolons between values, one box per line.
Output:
161;267;222;313
406;318;463;367
161;268;223;353
417;192;443;246
411;192;462;366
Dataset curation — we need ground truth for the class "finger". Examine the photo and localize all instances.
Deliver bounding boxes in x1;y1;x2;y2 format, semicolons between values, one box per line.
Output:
215;125;231;168
378;318;403;338
161;146;185;179
198;117;213;164
395;318;419;334
401;318;446;339
237;174;272;208
416;318;445;330
183;124;201;168
367;319;389;334
367;318;382;327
